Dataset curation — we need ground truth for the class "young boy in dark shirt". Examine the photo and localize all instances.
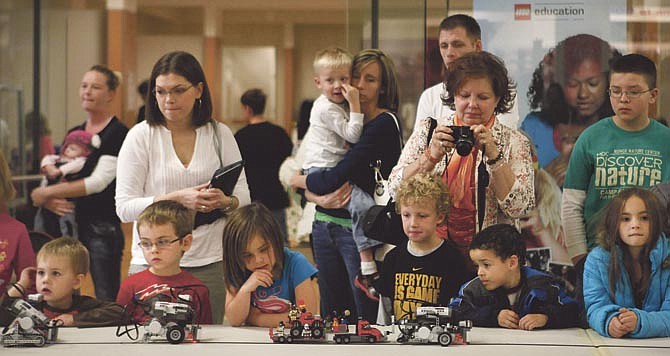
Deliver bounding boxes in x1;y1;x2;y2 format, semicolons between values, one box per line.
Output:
449;224;578;329
2;237;123;327
378;173;470;321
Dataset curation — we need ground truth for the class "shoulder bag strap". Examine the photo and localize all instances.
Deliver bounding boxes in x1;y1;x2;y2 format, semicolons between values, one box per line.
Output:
386;112;404;150
210;120;223;168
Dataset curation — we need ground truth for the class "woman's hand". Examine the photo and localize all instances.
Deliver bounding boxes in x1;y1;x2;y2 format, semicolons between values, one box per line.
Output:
305;183;352;209
43;198;75;216
426;124;455;162
471;124;500;160
197;186;229;213
30;186;51;207
166;183;210;211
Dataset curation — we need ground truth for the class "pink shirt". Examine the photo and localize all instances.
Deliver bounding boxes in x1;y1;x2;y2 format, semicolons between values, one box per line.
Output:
0;212;35;293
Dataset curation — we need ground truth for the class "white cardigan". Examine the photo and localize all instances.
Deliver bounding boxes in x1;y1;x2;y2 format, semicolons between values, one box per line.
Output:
115;121;250;267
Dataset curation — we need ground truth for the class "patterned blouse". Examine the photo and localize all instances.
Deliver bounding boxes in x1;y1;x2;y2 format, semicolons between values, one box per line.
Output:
388;115;535;230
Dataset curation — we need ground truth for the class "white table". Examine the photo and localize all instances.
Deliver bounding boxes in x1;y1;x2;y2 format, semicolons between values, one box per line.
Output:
585;329;670;348
3;326;669;355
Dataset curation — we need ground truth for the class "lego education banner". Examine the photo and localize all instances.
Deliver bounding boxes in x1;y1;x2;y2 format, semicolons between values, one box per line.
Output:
473;0;626;295
473;0;627;122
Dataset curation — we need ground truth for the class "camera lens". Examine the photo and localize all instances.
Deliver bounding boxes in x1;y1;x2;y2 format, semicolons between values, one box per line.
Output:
449;126;474;156
455;141;473;156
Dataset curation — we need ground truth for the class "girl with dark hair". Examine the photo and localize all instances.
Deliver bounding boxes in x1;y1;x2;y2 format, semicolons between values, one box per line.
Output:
222;202;317;327
584;188;670;338
116;51;250;323
30;65;128;301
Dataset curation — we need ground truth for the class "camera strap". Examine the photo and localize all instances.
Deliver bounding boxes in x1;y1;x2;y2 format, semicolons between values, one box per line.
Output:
477;148;490;231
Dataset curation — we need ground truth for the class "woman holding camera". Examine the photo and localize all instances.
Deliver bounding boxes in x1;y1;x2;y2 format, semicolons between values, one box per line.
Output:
388;51;535;263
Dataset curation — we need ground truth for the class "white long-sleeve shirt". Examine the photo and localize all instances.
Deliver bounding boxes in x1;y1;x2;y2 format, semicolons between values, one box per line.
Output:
116;121;251;267
301;94;364;170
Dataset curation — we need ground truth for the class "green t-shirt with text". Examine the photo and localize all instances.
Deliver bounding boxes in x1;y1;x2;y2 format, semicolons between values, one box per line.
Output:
564;117;670;249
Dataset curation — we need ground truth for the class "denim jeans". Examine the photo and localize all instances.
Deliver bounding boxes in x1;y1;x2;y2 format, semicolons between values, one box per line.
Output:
305;166;381;252
78;218;124;301
311;220;377;322
348;185;382;252
34;207;77;239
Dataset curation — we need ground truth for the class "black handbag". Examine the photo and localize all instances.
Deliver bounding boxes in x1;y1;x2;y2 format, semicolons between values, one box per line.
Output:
362;199;407;246
361;118;438;246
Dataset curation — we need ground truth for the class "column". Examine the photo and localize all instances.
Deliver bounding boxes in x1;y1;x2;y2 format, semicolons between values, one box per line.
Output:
203;7;222;121
283;23;295;133
106;0;137;128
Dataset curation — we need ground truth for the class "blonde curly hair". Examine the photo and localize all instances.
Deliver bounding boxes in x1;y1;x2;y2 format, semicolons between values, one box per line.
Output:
395;173;449;215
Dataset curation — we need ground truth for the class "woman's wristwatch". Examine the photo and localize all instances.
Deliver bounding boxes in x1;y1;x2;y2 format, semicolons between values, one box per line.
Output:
222;196;236;212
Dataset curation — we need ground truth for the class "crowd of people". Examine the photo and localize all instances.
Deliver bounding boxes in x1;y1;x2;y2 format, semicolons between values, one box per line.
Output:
0;13;668;339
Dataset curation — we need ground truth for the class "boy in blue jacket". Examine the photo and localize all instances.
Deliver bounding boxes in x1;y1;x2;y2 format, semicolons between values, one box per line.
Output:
450;224;578;329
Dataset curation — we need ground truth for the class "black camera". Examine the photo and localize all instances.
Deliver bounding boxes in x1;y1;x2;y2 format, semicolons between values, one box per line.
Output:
448;126;475;156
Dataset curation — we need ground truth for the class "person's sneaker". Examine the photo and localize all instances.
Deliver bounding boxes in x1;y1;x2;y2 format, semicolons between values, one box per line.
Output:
354;272;380;302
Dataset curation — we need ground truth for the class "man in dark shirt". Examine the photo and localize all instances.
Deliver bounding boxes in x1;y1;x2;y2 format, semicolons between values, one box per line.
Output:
234;89;293;242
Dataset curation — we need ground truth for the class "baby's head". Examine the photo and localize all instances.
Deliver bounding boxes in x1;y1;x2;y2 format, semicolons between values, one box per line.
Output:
468;224;526;291
36;237;89;307
222;202;285;291
313;47;353;104
62;130;97;159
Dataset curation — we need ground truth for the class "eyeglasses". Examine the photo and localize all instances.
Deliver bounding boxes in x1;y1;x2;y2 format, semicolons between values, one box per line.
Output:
607;87;653;99
154;85;193;98
137;237;181;250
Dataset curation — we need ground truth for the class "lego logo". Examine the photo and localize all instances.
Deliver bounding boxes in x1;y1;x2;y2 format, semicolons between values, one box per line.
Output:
515;4;531;20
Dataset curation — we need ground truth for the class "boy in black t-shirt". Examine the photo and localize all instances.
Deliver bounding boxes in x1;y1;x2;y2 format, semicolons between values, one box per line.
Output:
378;173;471;322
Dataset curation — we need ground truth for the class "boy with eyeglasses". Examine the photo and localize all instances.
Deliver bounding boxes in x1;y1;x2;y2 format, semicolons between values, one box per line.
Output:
116;200;213;324
561;53;670;323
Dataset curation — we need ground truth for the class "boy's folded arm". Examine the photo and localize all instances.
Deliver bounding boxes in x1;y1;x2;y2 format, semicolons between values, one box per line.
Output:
72;298;125;327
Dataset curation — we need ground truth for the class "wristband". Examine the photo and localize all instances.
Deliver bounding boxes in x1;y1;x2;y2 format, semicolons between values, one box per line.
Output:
424;148;441;165
11;282;26;296
486;150;503;166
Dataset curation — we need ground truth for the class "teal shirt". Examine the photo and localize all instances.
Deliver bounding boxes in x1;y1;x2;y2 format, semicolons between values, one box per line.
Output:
564;117;670;249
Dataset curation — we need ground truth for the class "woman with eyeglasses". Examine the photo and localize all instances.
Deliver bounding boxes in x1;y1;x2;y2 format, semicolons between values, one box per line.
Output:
521;34;621;187
115;51;250;324
30;65;129;302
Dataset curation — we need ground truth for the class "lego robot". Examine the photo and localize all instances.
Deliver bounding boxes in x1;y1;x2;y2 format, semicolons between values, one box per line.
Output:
396;306;472;346
1;295;59;347
139;295;201;344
